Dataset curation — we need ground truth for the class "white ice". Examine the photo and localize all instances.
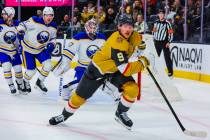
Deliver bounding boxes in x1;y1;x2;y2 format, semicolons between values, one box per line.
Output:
0;68;210;140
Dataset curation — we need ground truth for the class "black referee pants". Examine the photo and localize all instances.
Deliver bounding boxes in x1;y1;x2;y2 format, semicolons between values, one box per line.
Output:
154;40;173;75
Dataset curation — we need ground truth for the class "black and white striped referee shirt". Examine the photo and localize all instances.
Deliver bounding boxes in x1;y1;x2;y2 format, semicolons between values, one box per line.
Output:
152;19;173;43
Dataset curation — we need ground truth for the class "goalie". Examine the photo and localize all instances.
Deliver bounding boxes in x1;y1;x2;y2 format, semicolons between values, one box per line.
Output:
49;14;150;130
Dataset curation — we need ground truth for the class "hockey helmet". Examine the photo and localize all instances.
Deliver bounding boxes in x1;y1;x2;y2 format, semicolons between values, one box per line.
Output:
117;13;134;26
1;7;15;18
43;7;54;17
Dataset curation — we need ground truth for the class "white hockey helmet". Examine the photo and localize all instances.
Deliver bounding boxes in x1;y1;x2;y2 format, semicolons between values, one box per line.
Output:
85;18;98;35
1;7;15;18
43;7;54;16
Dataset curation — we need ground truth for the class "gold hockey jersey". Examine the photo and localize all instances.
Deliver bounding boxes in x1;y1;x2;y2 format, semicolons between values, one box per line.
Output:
92;31;145;76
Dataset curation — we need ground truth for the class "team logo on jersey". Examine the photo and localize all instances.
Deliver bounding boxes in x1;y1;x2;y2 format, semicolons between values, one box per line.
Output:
4;31;16;44
37;31;50;44
86;45;100;58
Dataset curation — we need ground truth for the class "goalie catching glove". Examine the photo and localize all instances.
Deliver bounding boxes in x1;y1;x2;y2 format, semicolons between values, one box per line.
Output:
53;56;71;76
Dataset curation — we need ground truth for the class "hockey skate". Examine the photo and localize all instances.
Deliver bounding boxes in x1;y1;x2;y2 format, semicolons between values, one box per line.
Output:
24;80;31;94
16;80;26;94
34;79;48;94
49;108;73;125
9;84;17;95
115;110;133;130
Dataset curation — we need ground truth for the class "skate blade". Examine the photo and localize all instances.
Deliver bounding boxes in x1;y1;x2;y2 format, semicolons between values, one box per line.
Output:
115;117;132;131
34;85;47;95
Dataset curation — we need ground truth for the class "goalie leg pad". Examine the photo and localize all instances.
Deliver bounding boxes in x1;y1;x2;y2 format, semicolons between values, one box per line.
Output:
53;56;71;76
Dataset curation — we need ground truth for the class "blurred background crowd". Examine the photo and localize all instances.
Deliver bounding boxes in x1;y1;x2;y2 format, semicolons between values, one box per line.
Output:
56;0;210;43
1;0;210;43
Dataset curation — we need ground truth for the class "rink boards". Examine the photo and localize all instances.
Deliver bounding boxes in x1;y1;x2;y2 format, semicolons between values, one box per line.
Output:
36;36;210;84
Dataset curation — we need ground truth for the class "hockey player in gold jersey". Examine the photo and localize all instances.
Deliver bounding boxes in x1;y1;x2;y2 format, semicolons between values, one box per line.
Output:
49;14;150;130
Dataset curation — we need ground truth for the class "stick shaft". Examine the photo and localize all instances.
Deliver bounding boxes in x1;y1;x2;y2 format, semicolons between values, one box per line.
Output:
146;67;185;132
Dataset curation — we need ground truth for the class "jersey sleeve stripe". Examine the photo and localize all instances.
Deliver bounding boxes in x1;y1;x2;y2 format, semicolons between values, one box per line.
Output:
63;54;73;61
78;60;89;67
63;49;75;56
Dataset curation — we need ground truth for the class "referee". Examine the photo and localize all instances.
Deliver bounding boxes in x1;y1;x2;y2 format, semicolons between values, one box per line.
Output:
152;9;174;77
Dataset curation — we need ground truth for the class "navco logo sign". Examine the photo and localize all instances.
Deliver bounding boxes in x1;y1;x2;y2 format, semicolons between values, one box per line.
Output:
171;45;203;71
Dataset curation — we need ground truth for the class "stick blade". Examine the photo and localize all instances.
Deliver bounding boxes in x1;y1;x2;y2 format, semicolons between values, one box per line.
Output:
184;130;207;138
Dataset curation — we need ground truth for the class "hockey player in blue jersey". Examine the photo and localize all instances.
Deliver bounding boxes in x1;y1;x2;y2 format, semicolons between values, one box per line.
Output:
53;18;120;101
0;7;25;94
17;7;57;94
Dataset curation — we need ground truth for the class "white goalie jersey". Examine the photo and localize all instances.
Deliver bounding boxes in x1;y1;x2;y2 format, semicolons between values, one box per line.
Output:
63;32;106;67
16;16;57;54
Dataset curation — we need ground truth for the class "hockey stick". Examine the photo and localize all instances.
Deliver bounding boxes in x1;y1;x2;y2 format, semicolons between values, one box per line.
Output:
146;67;207;138
59;33;67;96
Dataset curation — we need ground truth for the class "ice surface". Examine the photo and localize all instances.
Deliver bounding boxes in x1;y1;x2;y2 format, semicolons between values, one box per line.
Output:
0;68;209;140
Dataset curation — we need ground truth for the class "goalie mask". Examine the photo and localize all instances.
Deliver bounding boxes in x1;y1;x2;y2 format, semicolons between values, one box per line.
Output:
85;19;98;36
